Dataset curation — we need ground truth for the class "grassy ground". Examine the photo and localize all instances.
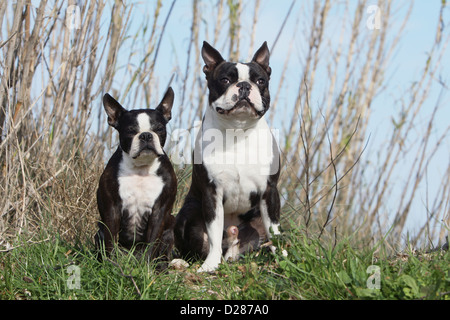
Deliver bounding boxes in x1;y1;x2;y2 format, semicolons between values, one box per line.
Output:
1;225;448;300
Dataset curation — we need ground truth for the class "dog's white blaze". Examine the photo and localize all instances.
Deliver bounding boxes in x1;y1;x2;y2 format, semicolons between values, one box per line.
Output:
137;112;151;132
118;156;164;240
236;63;250;81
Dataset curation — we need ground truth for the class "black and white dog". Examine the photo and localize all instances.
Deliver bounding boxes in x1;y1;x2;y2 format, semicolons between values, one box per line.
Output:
174;42;283;272
96;88;177;261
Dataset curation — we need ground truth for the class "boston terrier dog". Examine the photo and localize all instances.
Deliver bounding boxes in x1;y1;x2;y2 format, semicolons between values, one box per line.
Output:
174;42;283;272
96;87;177;261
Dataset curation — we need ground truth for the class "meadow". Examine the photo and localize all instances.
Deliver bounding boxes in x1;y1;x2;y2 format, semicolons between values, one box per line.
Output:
0;0;449;300
1;222;449;300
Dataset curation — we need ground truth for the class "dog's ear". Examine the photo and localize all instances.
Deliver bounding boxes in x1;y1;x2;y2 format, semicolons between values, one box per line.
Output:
202;41;224;75
156;87;174;123
103;93;126;129
251;41;271;76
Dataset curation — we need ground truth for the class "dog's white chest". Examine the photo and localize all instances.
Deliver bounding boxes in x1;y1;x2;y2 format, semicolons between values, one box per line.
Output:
118;157;163;235
202;114;276;214
212;163;268;214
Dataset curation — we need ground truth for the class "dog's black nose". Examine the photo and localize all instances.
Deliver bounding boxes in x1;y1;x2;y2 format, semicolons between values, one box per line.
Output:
139;132;153;142
237;81;251;98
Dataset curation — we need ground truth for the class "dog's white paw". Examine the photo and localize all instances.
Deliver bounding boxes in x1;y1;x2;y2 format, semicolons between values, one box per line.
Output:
269;245;288;257
197;259;220;273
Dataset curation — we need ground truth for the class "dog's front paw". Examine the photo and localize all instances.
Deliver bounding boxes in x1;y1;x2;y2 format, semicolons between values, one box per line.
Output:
263;240;288;257
197;259;220;273
269;245;288;257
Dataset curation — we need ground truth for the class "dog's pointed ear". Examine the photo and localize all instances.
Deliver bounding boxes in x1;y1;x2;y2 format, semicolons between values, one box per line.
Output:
156;87;174;122
103;93;126;129
251;41;271;76
202;41;225;75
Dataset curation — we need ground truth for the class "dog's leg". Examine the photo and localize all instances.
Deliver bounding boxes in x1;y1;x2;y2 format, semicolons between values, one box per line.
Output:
144;185;176;259
198;191;224;272
260;186;287;256
260;199;286;256
260;199;280;238
260;179;281;237
97;171;121;254
151;215;175;270
159;215;175;259
145;212;175;262
98;202;121;254
103;217;120;254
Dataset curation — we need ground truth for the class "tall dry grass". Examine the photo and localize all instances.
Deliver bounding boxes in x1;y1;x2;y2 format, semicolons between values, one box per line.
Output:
0;0;130;245
0;0;448;252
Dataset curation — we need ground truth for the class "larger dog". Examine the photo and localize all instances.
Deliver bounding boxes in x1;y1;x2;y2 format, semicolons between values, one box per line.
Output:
174;42;282;272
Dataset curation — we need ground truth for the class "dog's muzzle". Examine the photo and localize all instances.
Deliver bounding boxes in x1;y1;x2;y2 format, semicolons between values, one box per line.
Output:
237;81;251;99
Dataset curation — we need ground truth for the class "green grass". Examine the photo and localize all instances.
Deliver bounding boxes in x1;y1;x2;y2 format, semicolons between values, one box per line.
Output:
1;226;449;300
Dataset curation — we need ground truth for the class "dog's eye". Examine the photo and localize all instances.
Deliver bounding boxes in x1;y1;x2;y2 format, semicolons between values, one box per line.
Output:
220;78;230;85
153;126;164;134
256;78;266;86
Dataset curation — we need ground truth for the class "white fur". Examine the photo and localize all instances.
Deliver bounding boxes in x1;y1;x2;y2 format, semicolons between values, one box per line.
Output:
137;112;151;131
236;63;250;81
118;150;163;241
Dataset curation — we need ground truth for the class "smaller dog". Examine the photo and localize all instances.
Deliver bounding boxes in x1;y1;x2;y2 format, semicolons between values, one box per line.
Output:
95;88;177;261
